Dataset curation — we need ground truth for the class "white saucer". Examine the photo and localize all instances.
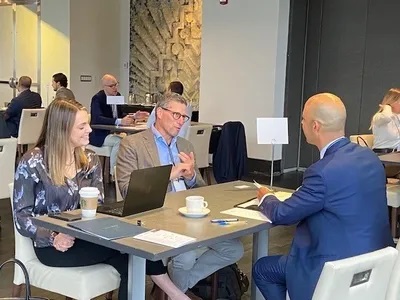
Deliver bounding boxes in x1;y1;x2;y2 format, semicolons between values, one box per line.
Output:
178;207;210;218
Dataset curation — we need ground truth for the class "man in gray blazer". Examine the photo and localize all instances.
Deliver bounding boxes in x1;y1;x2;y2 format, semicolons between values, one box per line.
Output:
117;93;243;297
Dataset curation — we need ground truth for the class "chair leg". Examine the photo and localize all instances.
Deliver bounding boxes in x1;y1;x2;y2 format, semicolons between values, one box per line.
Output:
205;167;212;185
210;272;218;300
391;207;398;238
12;283;24;297
105;291;113;299
104;157;110;184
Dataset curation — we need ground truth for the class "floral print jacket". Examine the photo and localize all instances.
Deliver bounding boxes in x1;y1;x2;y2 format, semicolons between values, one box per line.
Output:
13;147;104;248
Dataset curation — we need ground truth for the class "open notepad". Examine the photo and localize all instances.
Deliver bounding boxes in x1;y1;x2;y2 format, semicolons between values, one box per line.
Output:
133;230;196;248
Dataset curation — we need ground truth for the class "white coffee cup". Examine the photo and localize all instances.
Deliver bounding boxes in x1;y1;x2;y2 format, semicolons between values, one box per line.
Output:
185;196;208;213
79;187;100;218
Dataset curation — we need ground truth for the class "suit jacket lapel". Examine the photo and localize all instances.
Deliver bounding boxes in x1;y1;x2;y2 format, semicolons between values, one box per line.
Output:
142;129;161;166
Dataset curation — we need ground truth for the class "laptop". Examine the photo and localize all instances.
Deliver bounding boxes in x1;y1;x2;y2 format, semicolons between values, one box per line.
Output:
97;165;172;217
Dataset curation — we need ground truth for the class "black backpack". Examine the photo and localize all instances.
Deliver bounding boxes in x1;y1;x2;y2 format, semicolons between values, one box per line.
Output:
191;263;250;299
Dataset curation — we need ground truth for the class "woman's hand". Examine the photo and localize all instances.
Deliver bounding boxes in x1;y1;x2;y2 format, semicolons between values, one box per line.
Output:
53;233;75;252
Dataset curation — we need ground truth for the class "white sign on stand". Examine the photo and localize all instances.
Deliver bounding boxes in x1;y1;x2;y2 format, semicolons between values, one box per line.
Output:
256;117;289;188
106;96;125;105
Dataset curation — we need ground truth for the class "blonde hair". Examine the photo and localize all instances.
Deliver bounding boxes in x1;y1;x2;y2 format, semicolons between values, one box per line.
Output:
35;99;88;186
370;88;400;129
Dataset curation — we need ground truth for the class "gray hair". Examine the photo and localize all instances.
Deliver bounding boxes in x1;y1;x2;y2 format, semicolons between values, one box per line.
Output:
155;92;187;109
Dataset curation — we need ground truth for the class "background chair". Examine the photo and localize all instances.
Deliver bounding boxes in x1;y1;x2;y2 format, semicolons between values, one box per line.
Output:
349;134;374;148
311;247;398;300
86;144;112;184
17;108;46;158
387;184;400;238
385;242;400;300
0;138;17;199
114;166;123;202
8;183;120;300
187;123;213;184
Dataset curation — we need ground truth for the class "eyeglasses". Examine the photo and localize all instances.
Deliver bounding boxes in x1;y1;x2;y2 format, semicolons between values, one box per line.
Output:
161;107;190;123
105;82;119;88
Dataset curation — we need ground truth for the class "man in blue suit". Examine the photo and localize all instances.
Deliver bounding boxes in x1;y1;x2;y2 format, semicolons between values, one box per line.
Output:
253;93;393;300
3;76;42;137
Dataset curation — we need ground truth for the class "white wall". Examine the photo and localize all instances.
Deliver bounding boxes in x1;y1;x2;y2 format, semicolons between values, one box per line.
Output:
199;0;290;160
70;0;122;109
41;0;71;106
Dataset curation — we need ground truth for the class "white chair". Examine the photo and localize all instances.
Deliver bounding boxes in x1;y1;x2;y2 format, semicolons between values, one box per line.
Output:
349;134;374;148
8;183;120;300
17;108;46;157
86;144;112;183
386;241;400;299
312;247;398;300
0;138;17;199
114;166;123;202
187;123;213;184
387;184;400;238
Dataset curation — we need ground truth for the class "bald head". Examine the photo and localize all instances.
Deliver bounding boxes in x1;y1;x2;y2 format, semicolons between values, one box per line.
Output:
101;74;119;96
304;93;346;132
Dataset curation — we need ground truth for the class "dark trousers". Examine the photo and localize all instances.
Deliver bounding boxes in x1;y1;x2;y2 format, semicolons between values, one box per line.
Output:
252;255;288;300
34;239;167;299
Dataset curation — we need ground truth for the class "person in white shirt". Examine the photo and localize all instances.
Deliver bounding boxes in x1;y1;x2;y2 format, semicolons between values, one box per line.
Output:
370;88;400;177
370;88;400;152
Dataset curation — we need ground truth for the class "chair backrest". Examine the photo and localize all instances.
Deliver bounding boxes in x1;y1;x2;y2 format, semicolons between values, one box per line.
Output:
17;108;46;145
385;242;400;300
114;166;123;202
0;138;17;198
186;123;213;168
349;134;374;148
312;247;398;300
9;183;38;266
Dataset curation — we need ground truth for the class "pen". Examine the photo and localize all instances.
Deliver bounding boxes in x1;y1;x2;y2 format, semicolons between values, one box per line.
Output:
211;218;239;223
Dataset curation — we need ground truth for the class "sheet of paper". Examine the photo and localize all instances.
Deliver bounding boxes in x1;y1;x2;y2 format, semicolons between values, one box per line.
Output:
106;95;125;105
237;198;259;208
274;191;293;201
133;230;196;248
253;180;262;189
220;207;271;222
257;117;288;145
234;185;251;189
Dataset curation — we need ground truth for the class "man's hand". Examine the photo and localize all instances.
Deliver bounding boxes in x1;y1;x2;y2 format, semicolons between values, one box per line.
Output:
170;163;191;180
53;233;75;252
257;186;274;201
178;152;195;180
133;110;150;120
121;115;134;126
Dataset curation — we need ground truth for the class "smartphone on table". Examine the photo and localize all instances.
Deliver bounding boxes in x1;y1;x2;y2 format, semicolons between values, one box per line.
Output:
48;212;81;222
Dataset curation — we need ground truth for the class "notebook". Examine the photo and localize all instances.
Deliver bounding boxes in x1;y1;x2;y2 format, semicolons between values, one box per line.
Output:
67;217;149;240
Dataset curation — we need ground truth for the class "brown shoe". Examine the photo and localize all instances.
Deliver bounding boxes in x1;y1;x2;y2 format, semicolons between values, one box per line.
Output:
185;290;203;300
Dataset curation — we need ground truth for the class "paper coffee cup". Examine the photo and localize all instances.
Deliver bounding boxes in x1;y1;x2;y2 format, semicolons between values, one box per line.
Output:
185;196;208;213
79;187;100;218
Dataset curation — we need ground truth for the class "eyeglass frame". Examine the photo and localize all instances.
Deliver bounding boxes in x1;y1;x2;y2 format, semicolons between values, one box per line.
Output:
160;107;190;123
104;82;119;88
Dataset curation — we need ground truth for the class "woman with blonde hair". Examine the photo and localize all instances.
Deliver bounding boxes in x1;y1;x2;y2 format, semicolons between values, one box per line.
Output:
371;88;400;153
13;99;193;300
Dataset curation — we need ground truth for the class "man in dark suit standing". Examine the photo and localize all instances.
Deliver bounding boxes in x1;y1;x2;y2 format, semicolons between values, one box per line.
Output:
3;76;42;137
52;73;75;100
253;93;393;300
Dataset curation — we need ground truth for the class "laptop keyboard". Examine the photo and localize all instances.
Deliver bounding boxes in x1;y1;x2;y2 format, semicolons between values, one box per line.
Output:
107;207;123;215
